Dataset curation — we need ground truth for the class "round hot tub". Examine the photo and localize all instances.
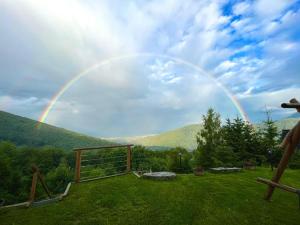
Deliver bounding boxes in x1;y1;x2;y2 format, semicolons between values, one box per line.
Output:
142;171;176;180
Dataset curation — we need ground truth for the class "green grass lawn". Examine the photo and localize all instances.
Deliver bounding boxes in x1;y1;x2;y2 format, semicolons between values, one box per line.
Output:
1;168;300;225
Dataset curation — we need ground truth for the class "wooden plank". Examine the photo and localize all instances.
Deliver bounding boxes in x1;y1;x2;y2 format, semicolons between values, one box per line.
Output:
59;182;72;200
31;197;61;207
257;177;298;194
75;150;82;183
0;202;30;209
74;144;134;151
132;171;142;178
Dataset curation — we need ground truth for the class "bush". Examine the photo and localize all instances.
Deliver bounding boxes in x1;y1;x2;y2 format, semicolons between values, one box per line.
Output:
46;160;73;193
166;147;192;173
289;151;300;169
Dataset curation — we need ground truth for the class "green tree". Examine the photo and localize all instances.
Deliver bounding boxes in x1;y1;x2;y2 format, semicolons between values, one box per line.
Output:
195;108;222;169
214;145;237;167
261;110;281;166
223;117;264;165
261;111;279;151
166;147;192;172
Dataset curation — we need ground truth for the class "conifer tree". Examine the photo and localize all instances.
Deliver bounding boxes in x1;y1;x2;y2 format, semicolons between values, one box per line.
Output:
223;117;263;165
261;110;279;152
261;110;281;167
195;108;222;168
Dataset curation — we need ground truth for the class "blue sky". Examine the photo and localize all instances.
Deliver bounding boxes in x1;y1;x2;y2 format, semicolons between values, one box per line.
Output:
0;0;299;137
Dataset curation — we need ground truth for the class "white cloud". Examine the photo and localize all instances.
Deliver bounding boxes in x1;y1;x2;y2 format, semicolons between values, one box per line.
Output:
216;57;265;90
194;2;231;30
0;95;48;119
233;1;251;15
254;0;295;19
215;60;237;73
0;0;299;135
238;87;300;119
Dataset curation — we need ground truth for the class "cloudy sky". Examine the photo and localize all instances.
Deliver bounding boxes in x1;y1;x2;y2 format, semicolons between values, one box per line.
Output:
0;0;300;137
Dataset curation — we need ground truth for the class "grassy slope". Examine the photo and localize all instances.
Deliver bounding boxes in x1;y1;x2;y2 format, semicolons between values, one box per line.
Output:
0;111;113;150
129;118;300;150
1;168;300;225
133;124;202;150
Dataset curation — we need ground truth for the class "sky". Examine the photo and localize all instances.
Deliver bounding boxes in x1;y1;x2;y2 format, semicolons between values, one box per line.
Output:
0;0;300;137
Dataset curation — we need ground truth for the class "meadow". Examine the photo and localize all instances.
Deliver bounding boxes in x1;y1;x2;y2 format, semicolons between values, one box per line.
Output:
1;168;300;225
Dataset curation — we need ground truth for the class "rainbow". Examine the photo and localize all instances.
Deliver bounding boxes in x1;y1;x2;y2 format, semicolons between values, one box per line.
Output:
38;53;250;124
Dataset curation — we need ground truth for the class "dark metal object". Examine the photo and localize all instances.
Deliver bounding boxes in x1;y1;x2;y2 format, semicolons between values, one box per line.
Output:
179;152;182;170
281;103;300;109
267;149;274;171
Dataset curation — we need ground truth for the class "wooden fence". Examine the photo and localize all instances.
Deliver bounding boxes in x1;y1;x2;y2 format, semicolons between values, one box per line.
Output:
74;144;134;183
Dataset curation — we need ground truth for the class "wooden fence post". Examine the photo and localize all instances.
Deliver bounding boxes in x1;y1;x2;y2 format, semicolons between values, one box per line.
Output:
37;173;52;198
265;121;300;200
75;150;82;183
127;145;132;172
28;171;38;203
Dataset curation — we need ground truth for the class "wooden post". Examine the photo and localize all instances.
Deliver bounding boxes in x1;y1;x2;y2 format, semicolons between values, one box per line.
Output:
28;172;38;203
265;121;300;200
31;165;51;198
38;173;51;198
258;178;298;194
28;165;52;204
75;150;82;183
127;145;132;172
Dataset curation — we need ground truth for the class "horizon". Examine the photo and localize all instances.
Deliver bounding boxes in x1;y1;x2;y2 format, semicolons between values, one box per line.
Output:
1;109;299;139
1;0;300;137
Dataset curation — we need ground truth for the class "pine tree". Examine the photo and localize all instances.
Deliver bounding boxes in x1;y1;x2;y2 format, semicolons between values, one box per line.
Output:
223;117;263;165
261;110;281;167
262;110;279;152
195;108;222;169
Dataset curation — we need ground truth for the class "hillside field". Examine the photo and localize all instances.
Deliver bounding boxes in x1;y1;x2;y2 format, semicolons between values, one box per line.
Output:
1;168;300;225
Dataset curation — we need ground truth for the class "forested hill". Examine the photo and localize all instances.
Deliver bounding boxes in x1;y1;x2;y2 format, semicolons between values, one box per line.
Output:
0;110;114;150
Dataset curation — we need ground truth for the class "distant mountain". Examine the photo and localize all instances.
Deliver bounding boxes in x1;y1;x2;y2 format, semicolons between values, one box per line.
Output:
255;118;299;131
107;124;202;150
0;110;114;150
104;135;156;144
274;118;299;131
108;117;300;151
287;113;300;119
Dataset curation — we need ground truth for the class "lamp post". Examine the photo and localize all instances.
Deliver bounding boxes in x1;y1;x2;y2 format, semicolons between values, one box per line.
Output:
268;149;274;171
179;152;182;172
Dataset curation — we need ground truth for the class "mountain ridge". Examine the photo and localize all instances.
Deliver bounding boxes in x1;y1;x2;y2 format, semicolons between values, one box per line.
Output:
105;117;300;150
0;110;114;150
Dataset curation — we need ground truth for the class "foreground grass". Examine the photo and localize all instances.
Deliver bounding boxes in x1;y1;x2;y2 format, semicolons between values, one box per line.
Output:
1;168;300;225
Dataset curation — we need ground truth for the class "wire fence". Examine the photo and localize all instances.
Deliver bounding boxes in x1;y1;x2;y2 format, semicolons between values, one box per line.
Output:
73;145;153;182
